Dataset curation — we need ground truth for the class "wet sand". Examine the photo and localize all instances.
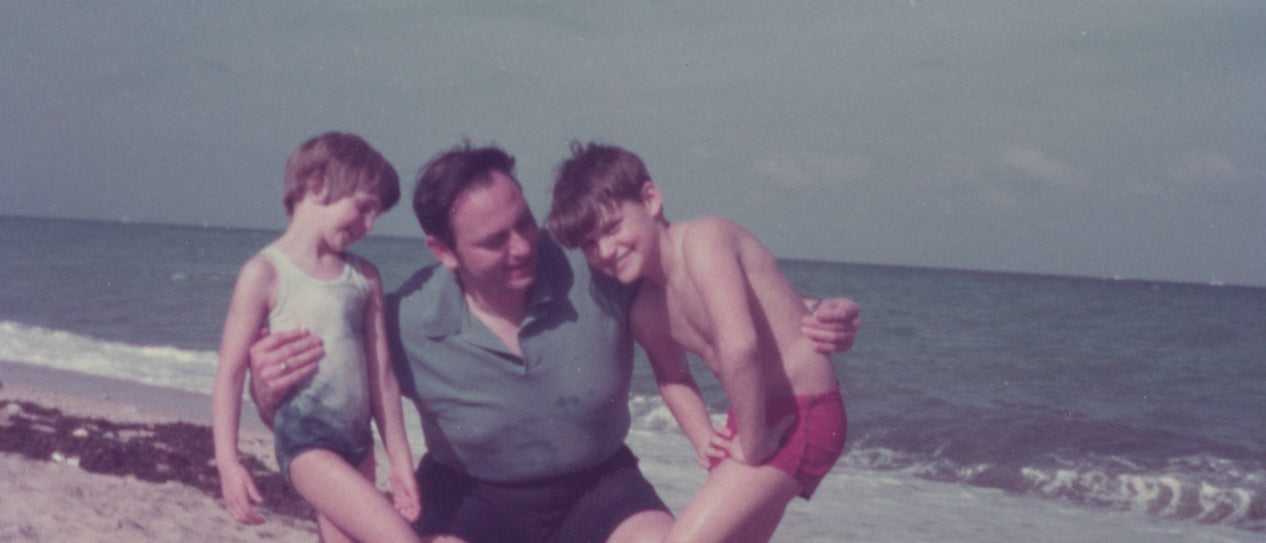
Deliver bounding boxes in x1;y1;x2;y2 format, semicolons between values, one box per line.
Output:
0;360;318;541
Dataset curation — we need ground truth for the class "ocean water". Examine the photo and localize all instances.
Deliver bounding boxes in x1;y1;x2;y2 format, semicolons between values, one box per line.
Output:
2;215;1263;542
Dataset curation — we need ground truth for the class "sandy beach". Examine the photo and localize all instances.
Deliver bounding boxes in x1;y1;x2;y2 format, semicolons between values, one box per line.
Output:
0;360;319;542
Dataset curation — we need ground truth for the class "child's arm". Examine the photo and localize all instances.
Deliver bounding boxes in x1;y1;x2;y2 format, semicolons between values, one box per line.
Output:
631;298;717;467
361;261;421;522
680;219;778;465
211;256;274;525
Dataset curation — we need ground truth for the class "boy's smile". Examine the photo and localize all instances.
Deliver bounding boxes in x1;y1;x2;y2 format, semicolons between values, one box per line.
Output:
582;199;661;284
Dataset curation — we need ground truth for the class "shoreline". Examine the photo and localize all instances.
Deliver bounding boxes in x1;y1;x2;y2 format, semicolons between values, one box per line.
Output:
4;360;1263;542
0;359;260;428
0;360;318;541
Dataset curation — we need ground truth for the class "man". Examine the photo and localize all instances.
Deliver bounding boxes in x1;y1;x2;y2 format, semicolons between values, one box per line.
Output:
248;143;860;543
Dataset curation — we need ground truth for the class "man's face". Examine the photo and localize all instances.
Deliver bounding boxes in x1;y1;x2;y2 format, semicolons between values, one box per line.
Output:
437;171;539;296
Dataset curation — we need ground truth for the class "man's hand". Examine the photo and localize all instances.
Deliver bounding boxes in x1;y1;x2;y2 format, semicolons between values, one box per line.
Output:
802;297;860;354
246;327;323;427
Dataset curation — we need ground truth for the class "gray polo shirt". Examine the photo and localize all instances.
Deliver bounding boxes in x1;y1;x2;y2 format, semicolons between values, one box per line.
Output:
386;233;638;483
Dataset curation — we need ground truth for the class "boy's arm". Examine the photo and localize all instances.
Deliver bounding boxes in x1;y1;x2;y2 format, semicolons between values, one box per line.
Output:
631;299;715;463
680;219;772;464
211;256;273;524
360;261;420;521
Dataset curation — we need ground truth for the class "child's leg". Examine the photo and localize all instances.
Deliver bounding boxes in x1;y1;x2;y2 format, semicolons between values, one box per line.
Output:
664;460;802;543
310;454;380;543
289;449;422;543
315;512;355;543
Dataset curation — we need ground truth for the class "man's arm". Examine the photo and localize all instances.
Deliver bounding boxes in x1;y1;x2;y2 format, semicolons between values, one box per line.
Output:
246;327;323;428
802;297;860;354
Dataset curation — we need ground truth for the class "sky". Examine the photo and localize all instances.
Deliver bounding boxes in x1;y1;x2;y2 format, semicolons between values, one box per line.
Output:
2;1;1263;287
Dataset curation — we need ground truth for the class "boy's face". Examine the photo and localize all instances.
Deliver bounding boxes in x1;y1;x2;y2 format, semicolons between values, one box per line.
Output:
580;184;662;284
428;171;539;296
317;190;382;252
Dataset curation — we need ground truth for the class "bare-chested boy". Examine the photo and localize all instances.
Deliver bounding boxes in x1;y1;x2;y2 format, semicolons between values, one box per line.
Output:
546;142;848;543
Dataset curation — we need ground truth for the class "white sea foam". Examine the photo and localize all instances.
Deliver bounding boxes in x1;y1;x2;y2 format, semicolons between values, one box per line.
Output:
628;427;1264;543
0;320;216;393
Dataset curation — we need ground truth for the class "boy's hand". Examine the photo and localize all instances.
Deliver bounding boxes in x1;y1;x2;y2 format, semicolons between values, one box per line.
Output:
389;469;422;522
219;462;265;525
247;327;323;426
709;415;795;466
699;429;731;469
802;297;860;354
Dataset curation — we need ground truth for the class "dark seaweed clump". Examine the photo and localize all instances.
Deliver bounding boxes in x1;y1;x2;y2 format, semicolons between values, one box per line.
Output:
0;398;312;519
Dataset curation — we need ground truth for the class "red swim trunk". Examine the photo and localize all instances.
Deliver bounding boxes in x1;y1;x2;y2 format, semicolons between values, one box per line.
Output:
711;385;847;499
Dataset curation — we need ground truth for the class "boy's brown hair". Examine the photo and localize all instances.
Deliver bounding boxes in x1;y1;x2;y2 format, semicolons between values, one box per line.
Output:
283;132;400;216
547;141;653;248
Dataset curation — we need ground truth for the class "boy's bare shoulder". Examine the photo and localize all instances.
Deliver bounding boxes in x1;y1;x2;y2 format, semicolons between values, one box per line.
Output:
678;217;779;273
677;216;748;245
680;215;741;230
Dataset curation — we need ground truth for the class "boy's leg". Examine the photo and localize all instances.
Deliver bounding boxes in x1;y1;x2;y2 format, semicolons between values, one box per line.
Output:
664;460;801;543
289;448;422;543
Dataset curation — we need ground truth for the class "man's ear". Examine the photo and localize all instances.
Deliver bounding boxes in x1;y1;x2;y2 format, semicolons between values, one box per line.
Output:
425;235;460;272
641;180;664;218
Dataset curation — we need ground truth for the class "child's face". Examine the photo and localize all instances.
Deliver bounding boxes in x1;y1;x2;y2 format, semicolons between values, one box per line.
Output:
319;190;382;252
580;198;660;284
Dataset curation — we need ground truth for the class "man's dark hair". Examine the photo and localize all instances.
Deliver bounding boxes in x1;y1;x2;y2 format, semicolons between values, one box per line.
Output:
412;141;518;247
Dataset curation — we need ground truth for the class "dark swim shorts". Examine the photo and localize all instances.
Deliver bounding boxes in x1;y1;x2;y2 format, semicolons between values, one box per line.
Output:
415;446;669;543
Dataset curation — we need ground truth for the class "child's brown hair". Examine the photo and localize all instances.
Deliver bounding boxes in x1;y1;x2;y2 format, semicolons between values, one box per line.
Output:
283;132;400;216
547;141;652;248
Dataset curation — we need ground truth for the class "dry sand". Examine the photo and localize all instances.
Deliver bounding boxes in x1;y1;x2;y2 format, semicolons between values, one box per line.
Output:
0;360;319;542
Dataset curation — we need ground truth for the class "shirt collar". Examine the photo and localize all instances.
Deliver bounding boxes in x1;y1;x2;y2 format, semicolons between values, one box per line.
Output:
407;264;465;339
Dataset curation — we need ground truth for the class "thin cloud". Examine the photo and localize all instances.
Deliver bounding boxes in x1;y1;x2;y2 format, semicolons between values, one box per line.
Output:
1167;151;1241;187
754;151;871;190
999;147;1086;190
